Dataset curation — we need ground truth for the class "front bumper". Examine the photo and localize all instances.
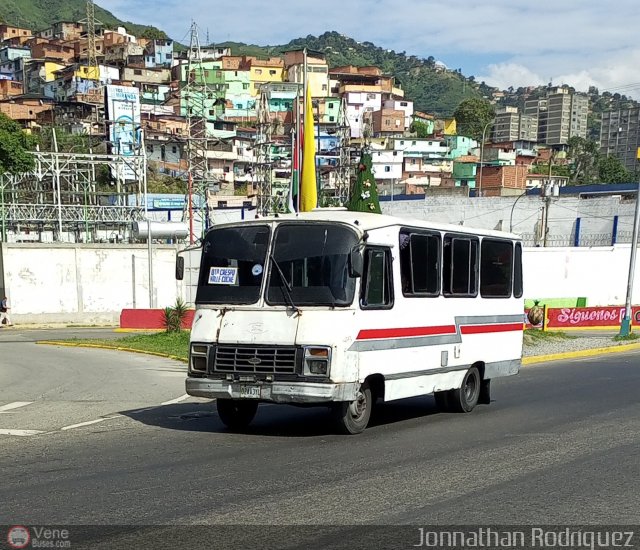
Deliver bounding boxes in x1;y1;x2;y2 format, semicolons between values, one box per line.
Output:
186;377;359;404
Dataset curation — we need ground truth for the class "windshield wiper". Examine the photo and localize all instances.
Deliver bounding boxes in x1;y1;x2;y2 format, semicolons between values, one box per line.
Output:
269;253;301;316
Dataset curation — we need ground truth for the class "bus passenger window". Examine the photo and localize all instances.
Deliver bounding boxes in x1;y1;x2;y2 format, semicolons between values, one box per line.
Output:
480;239;513;298
399;230;440;296
361;248;393;309
443;235;479;297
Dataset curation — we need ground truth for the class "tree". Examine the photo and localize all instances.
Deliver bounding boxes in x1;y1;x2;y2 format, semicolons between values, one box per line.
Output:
140;26;169;40
567;136;600;184
452;98;495;141
0;113;36;174
598;155;632;183
347;150;381;214
410;120;431;138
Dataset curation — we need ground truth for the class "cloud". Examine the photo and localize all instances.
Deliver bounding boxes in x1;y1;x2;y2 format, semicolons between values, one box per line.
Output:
97;0;640;95
477;63;546;90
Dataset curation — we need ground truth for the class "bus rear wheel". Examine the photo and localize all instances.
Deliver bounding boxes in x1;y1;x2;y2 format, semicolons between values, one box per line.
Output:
216;399;258;431
332;381;372;435
449;367;481;413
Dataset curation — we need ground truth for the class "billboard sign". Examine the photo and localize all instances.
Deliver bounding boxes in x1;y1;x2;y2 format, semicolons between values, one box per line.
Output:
105;85;141;181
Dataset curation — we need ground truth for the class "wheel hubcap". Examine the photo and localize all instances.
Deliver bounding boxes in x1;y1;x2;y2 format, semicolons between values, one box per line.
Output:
349;391;366;419
464;376;477;401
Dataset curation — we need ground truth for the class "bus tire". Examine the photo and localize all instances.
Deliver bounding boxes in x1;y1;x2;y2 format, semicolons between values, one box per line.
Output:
449;367;481;413
216;399;258;431
332;381;372;435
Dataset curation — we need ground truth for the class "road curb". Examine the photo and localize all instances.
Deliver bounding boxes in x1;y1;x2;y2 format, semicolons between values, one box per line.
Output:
522;342;640;365
36;340;187;363
114;328;164;333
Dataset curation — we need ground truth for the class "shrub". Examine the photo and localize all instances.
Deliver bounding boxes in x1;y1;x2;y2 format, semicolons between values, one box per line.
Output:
163;297;188;332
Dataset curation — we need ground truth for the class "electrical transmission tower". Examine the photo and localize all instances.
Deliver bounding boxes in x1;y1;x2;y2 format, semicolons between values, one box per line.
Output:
85;0;99;78
183;21;213;243
335;96;352;206
255;86;275;215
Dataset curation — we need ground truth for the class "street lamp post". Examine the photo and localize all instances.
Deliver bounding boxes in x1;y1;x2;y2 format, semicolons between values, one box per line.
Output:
619;169;640;337
509;190;529;232
478;120;494;197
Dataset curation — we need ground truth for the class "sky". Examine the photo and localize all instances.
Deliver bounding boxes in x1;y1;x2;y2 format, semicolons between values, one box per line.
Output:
99;0;640;98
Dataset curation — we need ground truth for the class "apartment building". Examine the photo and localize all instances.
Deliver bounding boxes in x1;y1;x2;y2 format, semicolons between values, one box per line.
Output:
493;106;538;142
600;108;640;173
524;86;588;146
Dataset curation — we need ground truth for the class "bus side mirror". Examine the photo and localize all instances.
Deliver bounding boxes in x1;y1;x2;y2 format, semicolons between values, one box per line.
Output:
349;249;363;278
175;255;185;280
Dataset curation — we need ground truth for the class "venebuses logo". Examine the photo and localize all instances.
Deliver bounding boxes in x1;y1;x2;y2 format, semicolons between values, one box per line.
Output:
7;525;30;549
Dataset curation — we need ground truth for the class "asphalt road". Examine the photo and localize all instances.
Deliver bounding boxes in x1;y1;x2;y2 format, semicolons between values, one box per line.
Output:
1;329;639;548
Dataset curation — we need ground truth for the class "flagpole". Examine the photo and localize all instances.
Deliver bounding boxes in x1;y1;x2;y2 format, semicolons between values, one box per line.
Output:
296;84;301;214
300;48;308;213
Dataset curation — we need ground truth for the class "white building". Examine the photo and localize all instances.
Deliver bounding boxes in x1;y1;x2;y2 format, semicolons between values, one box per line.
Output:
344;91;382;138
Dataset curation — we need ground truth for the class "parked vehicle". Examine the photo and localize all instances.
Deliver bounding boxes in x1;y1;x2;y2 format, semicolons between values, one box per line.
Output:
180;211;524;434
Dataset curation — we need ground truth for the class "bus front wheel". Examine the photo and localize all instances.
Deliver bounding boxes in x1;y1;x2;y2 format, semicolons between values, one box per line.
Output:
216;399;258;431
332;381;372;434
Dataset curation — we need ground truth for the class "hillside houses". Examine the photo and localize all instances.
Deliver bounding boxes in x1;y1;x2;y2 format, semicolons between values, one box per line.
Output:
0;18;570;198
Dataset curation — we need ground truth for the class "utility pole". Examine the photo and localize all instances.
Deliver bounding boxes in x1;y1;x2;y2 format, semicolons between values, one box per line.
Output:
619;151;640;336
478;119;494;197
542;150;554;247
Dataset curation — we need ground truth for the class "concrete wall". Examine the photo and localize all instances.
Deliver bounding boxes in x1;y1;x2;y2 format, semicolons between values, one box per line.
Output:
523;244;640;306
0;243;185;324
382;195;636;246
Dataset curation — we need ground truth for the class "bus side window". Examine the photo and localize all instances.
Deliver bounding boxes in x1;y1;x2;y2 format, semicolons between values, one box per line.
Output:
360;247;394;309
399;230;440;296
480;238;513;298
443;235;479;297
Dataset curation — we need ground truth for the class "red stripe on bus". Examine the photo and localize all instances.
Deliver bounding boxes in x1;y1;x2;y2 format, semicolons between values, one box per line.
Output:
460;323;524;334
356;325;457;340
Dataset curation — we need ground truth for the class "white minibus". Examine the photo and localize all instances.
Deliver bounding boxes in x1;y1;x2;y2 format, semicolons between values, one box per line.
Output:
181;210;524;434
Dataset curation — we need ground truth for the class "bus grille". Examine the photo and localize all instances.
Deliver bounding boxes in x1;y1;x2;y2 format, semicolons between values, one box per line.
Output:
213;345;297;374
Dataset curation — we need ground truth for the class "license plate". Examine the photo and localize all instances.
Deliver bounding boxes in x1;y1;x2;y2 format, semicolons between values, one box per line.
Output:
239;385;260;399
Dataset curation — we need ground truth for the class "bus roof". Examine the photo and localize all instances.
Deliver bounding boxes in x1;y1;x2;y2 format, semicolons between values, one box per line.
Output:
245;209;522;240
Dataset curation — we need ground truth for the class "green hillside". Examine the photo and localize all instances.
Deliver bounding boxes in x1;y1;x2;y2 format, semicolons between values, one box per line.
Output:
0;0;166;38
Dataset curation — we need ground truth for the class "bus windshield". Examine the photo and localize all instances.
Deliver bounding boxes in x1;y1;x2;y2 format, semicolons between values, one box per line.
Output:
266;223;358;307
196;225;270;305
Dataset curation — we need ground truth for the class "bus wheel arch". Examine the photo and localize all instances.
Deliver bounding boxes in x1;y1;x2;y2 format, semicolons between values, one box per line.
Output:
366;373;385;403
332;378;377;435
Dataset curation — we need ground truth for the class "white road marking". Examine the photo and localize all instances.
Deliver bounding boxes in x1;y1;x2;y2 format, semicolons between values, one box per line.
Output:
60;414;122;431
0;401;33;413
0;429;44;436
161;394;190;406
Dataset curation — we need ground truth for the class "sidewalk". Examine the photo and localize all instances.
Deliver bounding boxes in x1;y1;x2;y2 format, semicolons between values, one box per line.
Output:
522;329;640;364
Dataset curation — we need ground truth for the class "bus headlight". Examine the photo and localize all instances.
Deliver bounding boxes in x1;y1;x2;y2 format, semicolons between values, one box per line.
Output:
303;346;332;377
